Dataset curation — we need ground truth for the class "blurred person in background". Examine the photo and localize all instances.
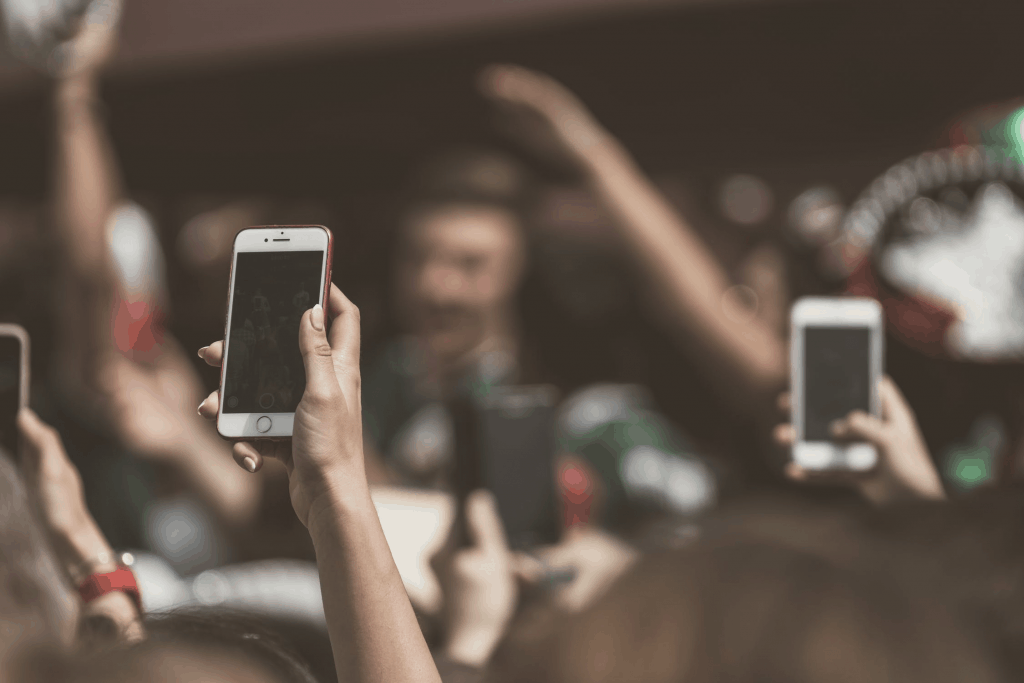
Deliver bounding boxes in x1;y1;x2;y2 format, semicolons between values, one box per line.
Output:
0;406;151;679
29;0;265;571
361;148;721;532
434;478;1019;683
479;65;788;415
361;149;530;489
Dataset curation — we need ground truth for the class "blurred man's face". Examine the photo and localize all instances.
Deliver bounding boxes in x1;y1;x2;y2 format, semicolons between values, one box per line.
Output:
396;204;525;359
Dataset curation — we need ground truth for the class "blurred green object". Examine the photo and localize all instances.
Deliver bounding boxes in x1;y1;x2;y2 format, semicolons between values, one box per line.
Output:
941;415;1004;492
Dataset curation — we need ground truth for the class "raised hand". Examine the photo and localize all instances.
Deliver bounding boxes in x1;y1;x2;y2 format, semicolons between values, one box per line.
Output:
50;0;122;79
98;339;206;463
18;407;144;641
198;283;364;528
774;376;946;505
520;525;638;613
17;408;109;569
440;490;518;668
478;63;611;169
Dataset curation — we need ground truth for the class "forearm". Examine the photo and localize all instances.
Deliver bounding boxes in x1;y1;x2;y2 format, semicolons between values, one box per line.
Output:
309;478;442;683
53;73;123;276
578;139;787;398
55;520;144;643
174;429;262;528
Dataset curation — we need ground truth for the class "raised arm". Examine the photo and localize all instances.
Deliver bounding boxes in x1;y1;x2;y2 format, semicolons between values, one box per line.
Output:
198;285;441;683
17;408;144;643
479;65;787;407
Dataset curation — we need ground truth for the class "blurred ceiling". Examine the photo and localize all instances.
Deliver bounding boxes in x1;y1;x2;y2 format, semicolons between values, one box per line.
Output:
0;0;779;83
0;0;1020;205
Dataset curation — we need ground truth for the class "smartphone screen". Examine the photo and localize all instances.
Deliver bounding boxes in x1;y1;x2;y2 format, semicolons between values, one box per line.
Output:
222;250;325;414
451;387;560;550
803;327;871;441
0;336;22;457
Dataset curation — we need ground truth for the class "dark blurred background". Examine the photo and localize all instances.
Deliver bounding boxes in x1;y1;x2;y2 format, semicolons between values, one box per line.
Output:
2;0;1023;474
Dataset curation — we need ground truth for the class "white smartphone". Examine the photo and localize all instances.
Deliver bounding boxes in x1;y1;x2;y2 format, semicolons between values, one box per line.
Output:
0;324;29;459
217;226;333;440
790;297;883;471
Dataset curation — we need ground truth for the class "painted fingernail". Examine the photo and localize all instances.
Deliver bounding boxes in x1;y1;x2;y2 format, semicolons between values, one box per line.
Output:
311;304;324;331
197;346;208;359
197;398;207;416
243;457;257;473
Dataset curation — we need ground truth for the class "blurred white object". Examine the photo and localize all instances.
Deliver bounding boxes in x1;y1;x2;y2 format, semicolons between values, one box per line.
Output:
144;496;225;575
107;201;167;306
1;0;121;75
620;445;716;515
881;182;1024;359
788;186;844;246
371;486;454;615
191;561;326;627
136;489;456;622
131;551;192;614
719;174;774;226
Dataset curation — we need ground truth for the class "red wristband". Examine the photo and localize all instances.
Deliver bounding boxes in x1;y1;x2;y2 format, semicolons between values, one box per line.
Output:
78;566;143;615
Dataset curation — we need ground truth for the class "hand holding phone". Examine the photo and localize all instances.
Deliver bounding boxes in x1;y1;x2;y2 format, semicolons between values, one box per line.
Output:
775;377;945;505
790;297;883;472
217;226;333;441
199;280;366;529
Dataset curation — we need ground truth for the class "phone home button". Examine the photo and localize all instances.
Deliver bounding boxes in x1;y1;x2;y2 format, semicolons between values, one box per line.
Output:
256;416;272;434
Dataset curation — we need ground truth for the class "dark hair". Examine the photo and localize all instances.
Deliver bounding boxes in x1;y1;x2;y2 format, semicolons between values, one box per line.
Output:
142;609;320;683
13;609;321;683
491;538;1008;683
401;149;536;224
851;487;1024;678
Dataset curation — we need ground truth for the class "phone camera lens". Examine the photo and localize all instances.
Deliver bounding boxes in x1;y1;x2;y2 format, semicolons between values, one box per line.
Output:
264;238;268;242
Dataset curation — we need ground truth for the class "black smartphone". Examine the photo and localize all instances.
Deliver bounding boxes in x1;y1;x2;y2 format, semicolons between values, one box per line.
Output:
0;325;29;460
450;385;561;550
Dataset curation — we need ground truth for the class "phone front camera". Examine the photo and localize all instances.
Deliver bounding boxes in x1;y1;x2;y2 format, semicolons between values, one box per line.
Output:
264;238;268;242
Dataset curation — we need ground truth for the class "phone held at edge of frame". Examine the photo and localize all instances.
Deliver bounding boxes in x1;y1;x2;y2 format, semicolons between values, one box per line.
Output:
0;324;29;461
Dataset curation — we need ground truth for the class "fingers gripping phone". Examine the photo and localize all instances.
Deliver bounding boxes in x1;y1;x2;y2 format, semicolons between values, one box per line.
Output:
0;324;29;459
217;226;333;440
791;297;883;471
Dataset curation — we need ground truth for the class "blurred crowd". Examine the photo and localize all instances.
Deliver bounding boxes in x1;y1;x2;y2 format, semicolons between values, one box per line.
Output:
4;1;1024;682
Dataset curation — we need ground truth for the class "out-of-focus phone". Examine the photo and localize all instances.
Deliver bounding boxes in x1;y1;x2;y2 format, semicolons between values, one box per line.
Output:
791;297;883;471
217;226;333;440
451;386;561;550
0;324;29;459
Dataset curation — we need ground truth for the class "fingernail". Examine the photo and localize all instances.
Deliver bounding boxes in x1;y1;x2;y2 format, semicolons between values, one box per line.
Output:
197;346;208;359
311;304;324;331
243;457;256;473
197;399;207;416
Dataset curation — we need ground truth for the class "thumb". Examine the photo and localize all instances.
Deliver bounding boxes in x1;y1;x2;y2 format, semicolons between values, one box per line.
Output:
16;408;61;469
299;304;340;402
465;489;509;556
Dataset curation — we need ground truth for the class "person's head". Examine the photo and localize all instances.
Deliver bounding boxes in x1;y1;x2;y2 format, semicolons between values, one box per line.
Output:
15;609;320;683
491;539;1008;683
0;450;78;668
17;639;293;683
394;150;531;361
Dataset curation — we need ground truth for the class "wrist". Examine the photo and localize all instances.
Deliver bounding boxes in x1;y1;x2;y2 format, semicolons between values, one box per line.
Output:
305;468;374;539
53;519;113;573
